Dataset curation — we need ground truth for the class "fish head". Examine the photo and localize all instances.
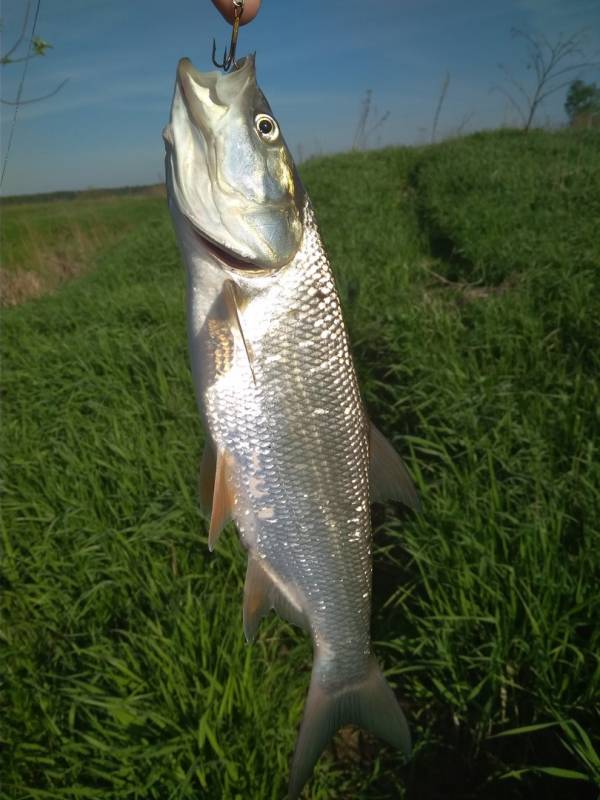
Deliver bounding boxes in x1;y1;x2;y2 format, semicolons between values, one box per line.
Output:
164;55;304;272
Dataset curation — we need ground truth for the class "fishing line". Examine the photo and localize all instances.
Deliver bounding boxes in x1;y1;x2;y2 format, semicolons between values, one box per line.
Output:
0;0;42;188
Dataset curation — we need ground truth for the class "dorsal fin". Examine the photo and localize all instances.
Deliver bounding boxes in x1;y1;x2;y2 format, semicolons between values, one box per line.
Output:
369;422;420;511
222;279;255;384
208;449;234;551
243;557;307;643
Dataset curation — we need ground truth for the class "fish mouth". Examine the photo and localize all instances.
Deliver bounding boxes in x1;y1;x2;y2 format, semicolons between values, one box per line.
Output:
176;58;214;116
176;55;255;118
177;53;255;83
191;223;275;274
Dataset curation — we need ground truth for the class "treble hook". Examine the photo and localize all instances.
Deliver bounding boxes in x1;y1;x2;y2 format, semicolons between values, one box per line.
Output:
211;0;245;72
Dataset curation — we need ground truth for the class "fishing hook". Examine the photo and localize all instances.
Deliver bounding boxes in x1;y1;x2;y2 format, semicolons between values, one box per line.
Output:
211;0;244;72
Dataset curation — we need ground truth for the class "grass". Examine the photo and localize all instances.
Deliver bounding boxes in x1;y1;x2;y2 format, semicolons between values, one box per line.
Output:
0;189;165;306
1;128;599;799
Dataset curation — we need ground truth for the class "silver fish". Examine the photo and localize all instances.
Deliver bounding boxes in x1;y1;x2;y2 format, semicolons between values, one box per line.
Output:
164;54;418;798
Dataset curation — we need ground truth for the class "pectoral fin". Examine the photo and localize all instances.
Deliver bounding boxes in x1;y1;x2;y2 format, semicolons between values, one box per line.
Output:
369;422;420;511
243;557;307;643
222;279;255;384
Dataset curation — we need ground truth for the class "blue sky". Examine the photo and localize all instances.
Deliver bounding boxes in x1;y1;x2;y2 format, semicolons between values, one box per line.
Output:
1;0;599;195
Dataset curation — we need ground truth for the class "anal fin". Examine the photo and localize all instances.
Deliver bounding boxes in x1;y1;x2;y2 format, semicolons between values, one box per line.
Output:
369;422;420;511
243;557;307;643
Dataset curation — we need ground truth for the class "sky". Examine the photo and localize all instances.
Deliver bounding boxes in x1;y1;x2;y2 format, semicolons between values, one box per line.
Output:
1;0;599;196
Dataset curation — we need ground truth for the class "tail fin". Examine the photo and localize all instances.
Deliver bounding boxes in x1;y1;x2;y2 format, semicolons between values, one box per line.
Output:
288;655;411;799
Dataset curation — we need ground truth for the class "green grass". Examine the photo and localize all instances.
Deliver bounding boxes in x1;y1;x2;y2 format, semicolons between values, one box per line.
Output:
0;192;165;305
1;128;599;799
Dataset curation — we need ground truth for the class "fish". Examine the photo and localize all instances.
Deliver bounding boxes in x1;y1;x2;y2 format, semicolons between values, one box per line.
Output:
163;54;419;798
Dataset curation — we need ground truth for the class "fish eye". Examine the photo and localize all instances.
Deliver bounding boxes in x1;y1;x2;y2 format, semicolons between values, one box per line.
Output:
255;114;279;142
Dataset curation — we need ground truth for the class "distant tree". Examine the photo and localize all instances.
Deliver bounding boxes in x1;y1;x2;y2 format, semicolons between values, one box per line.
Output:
493;28;600;131
565;79;600;124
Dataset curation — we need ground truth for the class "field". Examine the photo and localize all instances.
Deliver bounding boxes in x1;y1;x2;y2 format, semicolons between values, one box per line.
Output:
1;128;599;799
0;187;165;307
